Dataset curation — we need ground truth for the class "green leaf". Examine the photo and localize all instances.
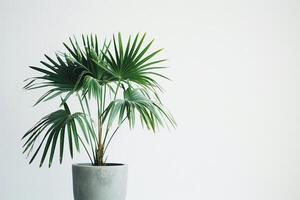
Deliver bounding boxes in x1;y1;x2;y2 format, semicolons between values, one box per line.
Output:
59;125;65;163
102;88;176;132
67;123;74;158
22;103;93;167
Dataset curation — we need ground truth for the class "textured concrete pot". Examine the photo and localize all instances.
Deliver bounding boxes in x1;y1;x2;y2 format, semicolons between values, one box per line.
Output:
72;163;128;200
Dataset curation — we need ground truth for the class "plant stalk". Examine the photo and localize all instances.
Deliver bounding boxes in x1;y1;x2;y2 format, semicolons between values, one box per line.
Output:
97;82;121;165
103;117;126;156
97;119;103;165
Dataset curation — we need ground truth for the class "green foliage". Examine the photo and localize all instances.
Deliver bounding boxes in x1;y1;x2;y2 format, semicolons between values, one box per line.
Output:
22;33;176;167
103;87;176;131
22;102;91;167
100;33;168;89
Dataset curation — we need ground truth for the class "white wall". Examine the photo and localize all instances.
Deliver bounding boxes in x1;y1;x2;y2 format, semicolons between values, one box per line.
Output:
1;0;300;199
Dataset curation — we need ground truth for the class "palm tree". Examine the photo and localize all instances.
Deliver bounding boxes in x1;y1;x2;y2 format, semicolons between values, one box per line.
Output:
22;33;176;167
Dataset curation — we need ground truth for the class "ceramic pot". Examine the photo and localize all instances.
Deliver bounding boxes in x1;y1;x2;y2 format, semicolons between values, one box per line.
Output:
72;163;128;200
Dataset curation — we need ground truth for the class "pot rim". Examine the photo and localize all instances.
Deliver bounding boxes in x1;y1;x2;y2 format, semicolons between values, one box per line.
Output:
72;163;127;168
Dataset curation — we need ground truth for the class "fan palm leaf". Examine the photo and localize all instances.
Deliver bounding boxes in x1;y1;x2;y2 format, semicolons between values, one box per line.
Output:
102;87;176;131
22;102;94;167
100;33;168;90
24;35;112;105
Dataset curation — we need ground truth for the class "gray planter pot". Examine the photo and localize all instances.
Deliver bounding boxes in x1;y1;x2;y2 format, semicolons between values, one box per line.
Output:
72;163;128;200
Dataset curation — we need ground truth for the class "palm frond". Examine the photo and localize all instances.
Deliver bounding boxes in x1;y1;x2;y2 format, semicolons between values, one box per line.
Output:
102;87;176;131
22;102;93;167
101;33;168;90
24;35;113;105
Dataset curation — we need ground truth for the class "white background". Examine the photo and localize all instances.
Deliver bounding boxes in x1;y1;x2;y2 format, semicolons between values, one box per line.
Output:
1;0;300;199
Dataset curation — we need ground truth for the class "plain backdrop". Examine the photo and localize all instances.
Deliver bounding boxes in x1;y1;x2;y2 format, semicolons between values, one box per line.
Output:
1;0;300;199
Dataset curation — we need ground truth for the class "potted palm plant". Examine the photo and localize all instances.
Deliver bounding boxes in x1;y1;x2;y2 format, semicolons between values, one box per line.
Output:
22;33;176;200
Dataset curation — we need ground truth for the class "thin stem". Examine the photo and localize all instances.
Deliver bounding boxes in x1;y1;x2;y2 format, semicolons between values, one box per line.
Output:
101;127;110;151
77;134;94;164
83;96;99;143
96;86;103;118
77;135;94;164
102;81;121;146
102;84;106;116
113;81;121;100
76;93;97;162
103;117;127;156
96;93;102;146
83;97;95;133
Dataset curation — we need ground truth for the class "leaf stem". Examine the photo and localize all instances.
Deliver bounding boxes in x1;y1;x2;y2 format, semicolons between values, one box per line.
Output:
76;133;94;164
103;117;127;156
76;93;97;162
113;81;121;100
